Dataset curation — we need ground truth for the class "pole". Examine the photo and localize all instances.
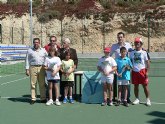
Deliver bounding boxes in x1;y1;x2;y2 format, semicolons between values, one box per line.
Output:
103;22;105;50
30;0;33;46
61;19;63;44
21;20;24;44
147;16;150;52
0;24;2;43
12;27;13;44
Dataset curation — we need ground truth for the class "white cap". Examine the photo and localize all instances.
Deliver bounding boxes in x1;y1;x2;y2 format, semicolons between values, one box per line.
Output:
64;38;71;44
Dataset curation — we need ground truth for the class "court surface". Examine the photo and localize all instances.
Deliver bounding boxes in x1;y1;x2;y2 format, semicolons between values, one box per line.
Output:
0;73;165;124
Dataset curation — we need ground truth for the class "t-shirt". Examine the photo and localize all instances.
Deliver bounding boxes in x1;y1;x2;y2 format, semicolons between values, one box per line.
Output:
61;59;74;81
97;56;117;77
130;50;148;72
110;42;132;59
44;56;62;80
115;56;133;80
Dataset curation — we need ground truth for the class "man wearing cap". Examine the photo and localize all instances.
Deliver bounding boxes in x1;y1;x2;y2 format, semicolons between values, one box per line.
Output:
25;38;47;104
110;32;132;103
59;38;78;100
130;37;151;106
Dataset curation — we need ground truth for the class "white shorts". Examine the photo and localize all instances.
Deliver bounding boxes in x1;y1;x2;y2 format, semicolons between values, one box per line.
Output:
117;80;130;85
101;75;114;84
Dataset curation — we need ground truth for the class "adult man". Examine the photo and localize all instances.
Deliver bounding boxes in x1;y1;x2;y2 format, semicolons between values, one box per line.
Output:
59;38;78;100
25;38;47;104
110;32;132;103
44;35;61;54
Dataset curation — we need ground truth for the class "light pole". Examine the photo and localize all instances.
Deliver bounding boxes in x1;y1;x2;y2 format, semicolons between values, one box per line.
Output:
30;0;33;46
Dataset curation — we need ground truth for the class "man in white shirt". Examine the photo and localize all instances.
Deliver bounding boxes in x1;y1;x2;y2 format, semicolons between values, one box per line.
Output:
110;32;132;103
25;38;47;104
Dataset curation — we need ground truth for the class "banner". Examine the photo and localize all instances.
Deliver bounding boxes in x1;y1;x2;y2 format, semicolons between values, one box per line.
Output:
82;71;103;104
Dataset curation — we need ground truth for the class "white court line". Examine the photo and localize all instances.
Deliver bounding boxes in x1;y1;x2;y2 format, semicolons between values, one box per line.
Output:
0;96;165;105
0;73;24;78
0;96;31;99
1;77;28;86
140;102;165;105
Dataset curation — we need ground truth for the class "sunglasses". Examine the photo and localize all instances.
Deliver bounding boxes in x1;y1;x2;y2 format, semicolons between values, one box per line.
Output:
50;40;56;42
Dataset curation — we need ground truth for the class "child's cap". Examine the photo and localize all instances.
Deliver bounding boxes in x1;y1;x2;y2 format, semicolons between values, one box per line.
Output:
134;37;142;43
104;47;111;52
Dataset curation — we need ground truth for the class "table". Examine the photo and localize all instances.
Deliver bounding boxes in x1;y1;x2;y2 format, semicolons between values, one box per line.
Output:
74;71;83;101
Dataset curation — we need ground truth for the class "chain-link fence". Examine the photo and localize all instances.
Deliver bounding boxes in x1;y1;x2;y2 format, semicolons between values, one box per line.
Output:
0;12;165;53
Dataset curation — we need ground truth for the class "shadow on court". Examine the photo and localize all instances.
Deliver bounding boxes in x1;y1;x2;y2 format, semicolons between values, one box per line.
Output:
147;111;165;124
7;94;41;103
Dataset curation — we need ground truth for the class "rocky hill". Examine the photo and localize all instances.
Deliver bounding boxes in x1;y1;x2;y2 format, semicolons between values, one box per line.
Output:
0;1;165;53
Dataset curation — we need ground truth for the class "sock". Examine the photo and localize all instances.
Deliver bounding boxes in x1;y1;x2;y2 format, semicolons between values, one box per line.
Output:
56;99;59;102
65;96;67;99
69;96;72;99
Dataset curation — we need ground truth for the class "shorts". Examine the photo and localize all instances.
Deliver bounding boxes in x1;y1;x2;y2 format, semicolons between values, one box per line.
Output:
47;79;60;84
132;68;149;85
117;80;130;85
62;81;74;87
101;75;114;84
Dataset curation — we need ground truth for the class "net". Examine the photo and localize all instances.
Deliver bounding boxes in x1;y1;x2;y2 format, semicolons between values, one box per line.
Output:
77;53;165;77
0;52;165;77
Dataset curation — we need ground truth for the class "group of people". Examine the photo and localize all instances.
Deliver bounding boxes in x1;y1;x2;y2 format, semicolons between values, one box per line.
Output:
25;32;151;107
97;32;151;107
25;36;78;105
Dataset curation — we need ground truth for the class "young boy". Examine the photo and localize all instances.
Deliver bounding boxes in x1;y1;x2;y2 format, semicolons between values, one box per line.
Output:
115;47;133;107
97;47;117;106
130;37;151;106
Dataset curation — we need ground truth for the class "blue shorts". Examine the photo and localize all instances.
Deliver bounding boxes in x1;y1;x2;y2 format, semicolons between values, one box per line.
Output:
47;79;60;84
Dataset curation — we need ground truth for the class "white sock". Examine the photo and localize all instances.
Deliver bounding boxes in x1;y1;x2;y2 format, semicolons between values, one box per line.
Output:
69;96;72;99
56;99;59;102
65;96;67;99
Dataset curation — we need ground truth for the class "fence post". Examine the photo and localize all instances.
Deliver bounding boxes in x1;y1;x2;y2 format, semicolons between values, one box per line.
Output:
21;21;24;44
147;16;150;52
11;27;14;44
0;24;2;43
61;19;63;44
103;22;105;50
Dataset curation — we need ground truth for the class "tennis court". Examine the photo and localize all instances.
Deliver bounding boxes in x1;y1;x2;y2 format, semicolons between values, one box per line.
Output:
0;56;165;124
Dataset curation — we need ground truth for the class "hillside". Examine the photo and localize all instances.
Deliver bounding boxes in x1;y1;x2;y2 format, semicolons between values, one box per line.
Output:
0;0;165;53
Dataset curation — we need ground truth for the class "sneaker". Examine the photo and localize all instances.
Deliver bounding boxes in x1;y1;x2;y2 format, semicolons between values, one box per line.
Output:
127;98;132;104
108;101;113;106
46;99;53;106
132;99;140;105
123;101;129;107
101;101;107;106
146;99;151;106
63;98;68;104
69;98;74;104
115;100;121;106
55;100;61;106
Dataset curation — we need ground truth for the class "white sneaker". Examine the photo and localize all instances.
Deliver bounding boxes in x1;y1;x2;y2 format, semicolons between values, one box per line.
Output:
46;99;53;106
55;100;61;106
146;99;151;106
108;102;113;106
132;99;140;105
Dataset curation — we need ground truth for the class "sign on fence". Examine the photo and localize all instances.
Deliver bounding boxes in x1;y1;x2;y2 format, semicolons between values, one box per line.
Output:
82;71;103;104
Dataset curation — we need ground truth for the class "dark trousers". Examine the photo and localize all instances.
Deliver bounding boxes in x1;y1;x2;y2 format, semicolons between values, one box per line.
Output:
113;74;118;101
113;74;131;101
